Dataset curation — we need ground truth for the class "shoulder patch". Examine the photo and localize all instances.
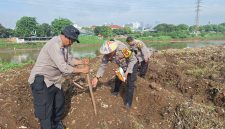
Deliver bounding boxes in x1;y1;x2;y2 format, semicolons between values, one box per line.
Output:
137;42;143;48
122;48;132;58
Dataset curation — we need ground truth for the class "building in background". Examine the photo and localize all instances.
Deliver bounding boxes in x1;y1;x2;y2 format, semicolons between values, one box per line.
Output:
124;21;143;32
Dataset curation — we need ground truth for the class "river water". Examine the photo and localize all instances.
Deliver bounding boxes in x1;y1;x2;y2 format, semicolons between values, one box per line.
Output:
0;41;224;63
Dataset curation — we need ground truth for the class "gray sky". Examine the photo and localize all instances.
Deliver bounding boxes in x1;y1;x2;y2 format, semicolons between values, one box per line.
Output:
0;0;225;28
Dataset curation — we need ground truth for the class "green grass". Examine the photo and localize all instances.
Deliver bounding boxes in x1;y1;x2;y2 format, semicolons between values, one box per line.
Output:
201;33;225;40
0;60;34;72
0;36;104;49
79;35;105;44
0;42;45;49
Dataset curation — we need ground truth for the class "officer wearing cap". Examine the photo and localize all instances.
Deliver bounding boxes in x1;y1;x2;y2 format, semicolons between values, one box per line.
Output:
126;36;151;78
91;40;138;108
28;25;89;129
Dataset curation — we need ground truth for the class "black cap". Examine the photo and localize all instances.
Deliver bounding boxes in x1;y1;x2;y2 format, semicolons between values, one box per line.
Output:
62;25;80;43
126;36;134;42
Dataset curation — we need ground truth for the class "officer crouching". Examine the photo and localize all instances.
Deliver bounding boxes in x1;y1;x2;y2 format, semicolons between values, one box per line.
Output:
91;40;138;108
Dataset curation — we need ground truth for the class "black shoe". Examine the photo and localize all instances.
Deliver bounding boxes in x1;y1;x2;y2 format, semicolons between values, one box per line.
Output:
139;74;145;78
123;103;131;111
125;103;131;109
111;92;119;96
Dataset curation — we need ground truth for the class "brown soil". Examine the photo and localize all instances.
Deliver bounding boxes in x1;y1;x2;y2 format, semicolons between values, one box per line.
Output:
0;45;225;129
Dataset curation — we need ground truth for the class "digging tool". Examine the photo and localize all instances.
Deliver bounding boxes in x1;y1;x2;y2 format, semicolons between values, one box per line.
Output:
87;73;97;115
73;80;84;89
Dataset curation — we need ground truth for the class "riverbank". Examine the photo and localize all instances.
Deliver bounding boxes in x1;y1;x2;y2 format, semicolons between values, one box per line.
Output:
0;42;45;49
1;39;225;49
0;61;34;72
0;44;225;129
1;35;225;49
148;39;225;43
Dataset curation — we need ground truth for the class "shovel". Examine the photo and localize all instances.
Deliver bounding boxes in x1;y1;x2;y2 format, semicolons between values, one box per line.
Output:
87;73;97;115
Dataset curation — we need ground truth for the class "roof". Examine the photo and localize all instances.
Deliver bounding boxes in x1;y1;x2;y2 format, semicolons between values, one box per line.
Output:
108;25;123;29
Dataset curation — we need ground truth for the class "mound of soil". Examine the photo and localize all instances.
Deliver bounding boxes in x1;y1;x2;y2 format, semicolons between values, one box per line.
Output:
0;45;225;129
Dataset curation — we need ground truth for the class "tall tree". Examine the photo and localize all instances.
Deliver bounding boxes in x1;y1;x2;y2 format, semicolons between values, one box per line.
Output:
0;24;6;38
36;23;52;37
154;23;176;33
112;27;132;35
218;24;225;32
176;24;189;31
51;18;73;35
94;26;112;38
15;16;38;37
219;23;225;26
4;28;14;38
123;27;132;34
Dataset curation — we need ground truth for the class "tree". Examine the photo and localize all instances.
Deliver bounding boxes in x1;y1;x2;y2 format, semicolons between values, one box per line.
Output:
94;26;112;38
51;18;73;35
123;27;132;34
0;24;5;38
154;23;176;33
0;24;14;38
154;23;168;32
112;27;132;36
200;24;219;32
189;25;196;32
176;24;189;31
4;28;14;38
218;25;225;32
15;16;38;37
36;23;52;37
218;23;225;32
112;29;122;35
219;23;225;27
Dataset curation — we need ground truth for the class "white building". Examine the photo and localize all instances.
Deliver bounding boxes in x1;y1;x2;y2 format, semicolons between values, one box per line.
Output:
124;22;143;31
73;23;82;30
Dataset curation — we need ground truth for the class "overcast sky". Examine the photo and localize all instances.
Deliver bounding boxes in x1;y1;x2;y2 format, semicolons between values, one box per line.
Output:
0;0;225;28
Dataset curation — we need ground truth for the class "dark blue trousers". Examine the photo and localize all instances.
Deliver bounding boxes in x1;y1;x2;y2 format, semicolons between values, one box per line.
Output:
114;63;138;106
139;61;149;77
31;75;65;129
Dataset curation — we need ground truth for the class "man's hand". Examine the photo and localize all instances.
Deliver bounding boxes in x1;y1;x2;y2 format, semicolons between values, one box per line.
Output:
91;77;98;88
82;58;89;65
74;58;89;65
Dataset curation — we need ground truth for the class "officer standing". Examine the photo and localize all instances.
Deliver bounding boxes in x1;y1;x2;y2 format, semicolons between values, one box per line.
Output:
126;36;150;78
91;40;138;108
28;25;89;129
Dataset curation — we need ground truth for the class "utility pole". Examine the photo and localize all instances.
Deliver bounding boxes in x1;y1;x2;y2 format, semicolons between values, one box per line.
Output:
195;0;202;36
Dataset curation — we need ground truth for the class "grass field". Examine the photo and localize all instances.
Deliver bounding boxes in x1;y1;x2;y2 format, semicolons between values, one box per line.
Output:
0;60;34;72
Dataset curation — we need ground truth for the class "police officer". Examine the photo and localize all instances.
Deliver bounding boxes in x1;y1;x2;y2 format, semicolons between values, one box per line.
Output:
126;36;150;78
91;40;138;108
28;25;89;129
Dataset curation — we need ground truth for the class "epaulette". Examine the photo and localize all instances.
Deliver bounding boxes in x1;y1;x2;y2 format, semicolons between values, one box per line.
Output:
121;48;132;58
136;42;143;49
